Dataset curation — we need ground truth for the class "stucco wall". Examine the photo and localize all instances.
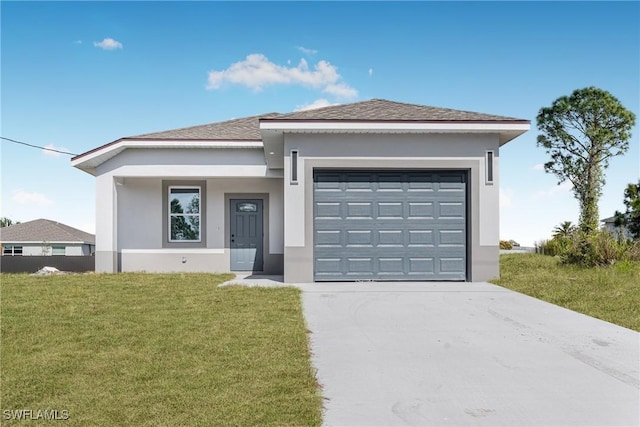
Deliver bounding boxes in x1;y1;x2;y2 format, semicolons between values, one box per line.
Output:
103;176;283;273
94;147;284;273
282;133;501;282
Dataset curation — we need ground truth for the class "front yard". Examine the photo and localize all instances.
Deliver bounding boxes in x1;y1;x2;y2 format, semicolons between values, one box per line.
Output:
1;273;322;426
492;254;640;331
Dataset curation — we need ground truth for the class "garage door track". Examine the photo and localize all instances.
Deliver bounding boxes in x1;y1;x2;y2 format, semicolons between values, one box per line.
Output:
299;282;639;426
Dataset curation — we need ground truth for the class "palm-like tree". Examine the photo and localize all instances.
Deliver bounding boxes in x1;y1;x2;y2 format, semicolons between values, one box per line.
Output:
553;221;575;239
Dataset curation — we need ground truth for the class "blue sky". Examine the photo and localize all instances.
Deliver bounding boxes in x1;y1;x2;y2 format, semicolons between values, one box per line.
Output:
1;1;638;245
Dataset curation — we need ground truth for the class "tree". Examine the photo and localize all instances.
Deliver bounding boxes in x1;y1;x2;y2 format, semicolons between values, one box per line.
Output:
0;217;20;227
614;181;640;239
552;221;576;239
537;87;636;234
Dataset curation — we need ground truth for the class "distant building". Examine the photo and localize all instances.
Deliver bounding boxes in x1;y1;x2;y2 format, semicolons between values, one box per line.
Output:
601;216;633;240
0;219;95;256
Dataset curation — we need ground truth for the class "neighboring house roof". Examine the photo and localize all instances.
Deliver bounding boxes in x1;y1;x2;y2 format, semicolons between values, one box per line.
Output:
601;216;618;224
0;219;95;244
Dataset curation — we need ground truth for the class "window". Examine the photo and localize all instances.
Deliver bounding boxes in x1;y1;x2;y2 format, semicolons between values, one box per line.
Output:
486;150;494;184
169;187;201;242
290;149;299;184
3;245;23;256
52;246;65;255
236;202;258;212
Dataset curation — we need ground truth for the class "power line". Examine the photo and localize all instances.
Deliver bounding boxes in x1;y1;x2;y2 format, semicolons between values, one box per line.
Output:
0;136;78;156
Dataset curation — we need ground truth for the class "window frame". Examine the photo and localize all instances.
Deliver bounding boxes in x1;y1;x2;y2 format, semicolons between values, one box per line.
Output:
3;245;23;256
52;245;65;255
290;149;299;184
168;185;202;243
485;150;495;185
162;180;206;248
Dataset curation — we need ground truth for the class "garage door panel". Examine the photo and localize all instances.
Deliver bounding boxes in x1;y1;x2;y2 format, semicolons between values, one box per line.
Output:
408;202;434;219
377;202;404;218
409;257;435;274
347;257;374;273
315;230;342;246
378;230;405;246
438;202;465;219
314;170;466;281
408;230;434;246
346;230;374;246
439;229;465;246
440;258;465;273
346;202;373;218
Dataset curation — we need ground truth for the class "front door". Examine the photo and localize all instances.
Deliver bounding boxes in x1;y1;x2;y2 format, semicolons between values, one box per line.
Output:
230;199;264;271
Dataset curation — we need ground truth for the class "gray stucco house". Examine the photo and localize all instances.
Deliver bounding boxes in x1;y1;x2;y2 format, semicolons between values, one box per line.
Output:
601;216;633;240
1;218;95;256
72;99;529;282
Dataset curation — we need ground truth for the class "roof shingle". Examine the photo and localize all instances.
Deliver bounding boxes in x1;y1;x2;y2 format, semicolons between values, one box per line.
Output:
124;99;527;141
0;219;95;243
267;99;525;122
130;113;281;140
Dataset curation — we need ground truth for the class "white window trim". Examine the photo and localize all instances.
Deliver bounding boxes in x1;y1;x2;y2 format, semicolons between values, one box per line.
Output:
168;185;202;243
485;150;495;185
3;245;23;256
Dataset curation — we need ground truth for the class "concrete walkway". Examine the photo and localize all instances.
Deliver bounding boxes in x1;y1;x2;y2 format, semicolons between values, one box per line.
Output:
299;282;640;426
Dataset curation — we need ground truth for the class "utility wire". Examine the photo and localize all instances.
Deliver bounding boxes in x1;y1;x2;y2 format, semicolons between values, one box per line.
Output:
1;136;78;156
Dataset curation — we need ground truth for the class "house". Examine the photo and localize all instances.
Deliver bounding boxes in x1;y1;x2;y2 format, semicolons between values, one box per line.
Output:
71;99;529;282
0;218;95;256
601;216;633;240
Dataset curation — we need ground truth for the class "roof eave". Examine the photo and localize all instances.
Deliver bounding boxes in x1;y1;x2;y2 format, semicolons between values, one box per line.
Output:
71;138;264;175
259;120;530;145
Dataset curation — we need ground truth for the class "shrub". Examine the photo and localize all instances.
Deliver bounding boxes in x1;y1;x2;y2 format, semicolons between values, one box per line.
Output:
500;240;513;250
561;230;640;267
535;237;571;256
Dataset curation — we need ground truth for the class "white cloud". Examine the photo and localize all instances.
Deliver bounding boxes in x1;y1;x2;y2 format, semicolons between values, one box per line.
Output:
533;180;573;199
42;144;70;157
369;68;373;76
531;163;545;171
94;38;123;50
206;54;358;99
323;82;358;98
12;190;53;206
297;46;318;55
294;98;339;112
74;40;82;45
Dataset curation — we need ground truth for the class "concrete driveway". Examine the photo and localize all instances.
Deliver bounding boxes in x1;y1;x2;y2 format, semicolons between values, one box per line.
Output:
298;282;639;427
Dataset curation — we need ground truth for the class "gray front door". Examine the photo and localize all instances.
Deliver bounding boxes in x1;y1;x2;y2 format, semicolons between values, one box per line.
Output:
230;199;263;271
314;170;467;281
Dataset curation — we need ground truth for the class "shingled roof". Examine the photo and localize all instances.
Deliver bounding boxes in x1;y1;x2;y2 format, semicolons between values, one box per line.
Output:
130;113;280;140
0;219;95;244
266;99;525;122
124;99;526;141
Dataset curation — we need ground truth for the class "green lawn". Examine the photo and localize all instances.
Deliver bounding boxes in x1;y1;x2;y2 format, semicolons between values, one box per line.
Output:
492;254;640;331
1;273;322;426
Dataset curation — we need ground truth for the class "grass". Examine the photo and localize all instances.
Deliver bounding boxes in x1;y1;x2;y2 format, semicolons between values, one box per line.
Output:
1;273;322;426
491;254;640;331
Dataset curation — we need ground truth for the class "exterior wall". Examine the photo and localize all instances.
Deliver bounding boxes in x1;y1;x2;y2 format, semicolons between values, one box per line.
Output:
94;148;284;273
282;133;501;283
97;176;283;273
603;222;632;240
116;177;283;273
